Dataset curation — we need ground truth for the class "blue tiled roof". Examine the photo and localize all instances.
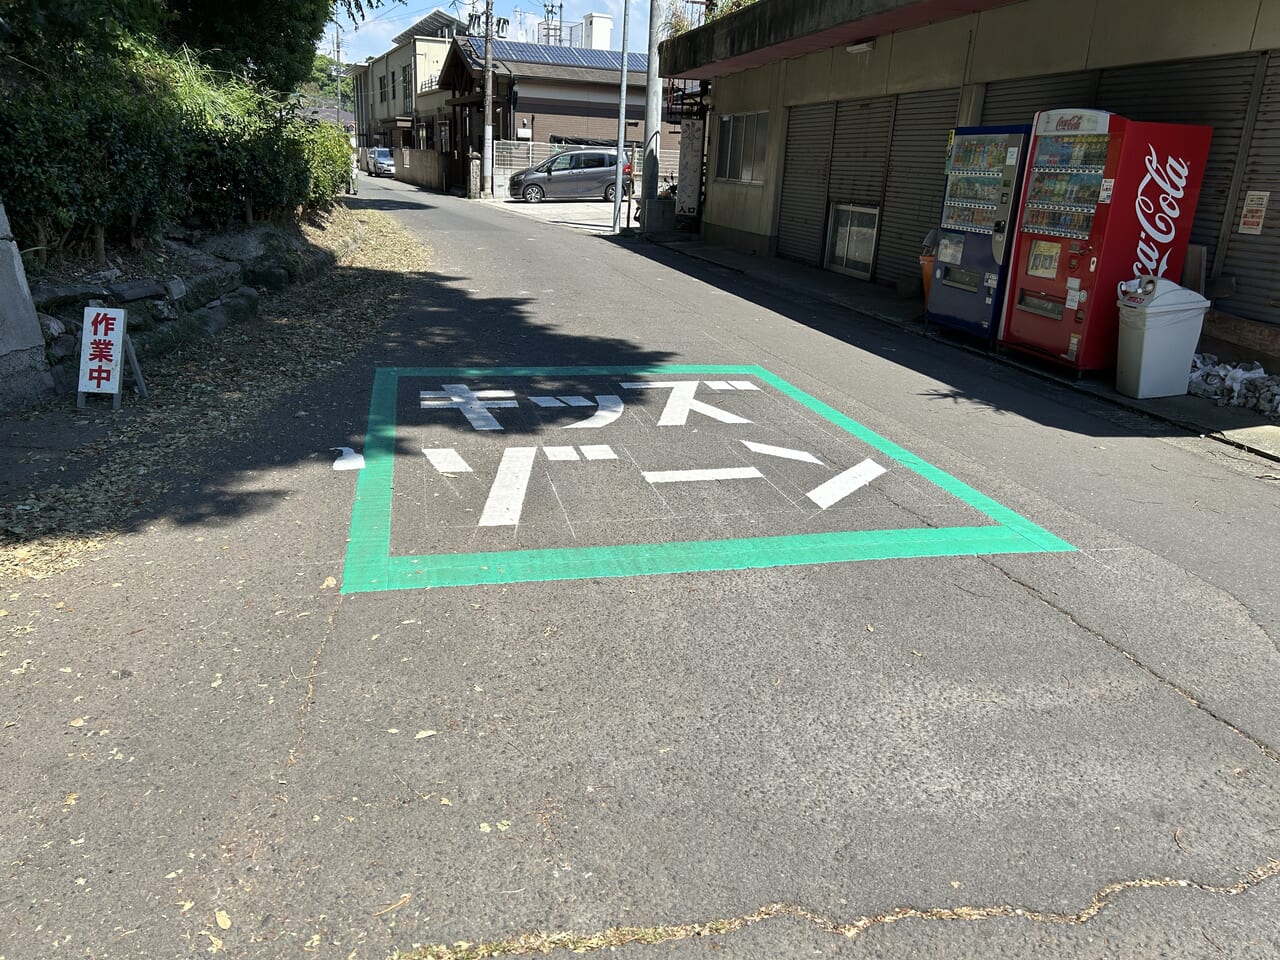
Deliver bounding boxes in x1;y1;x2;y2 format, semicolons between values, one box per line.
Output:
458;37;647;72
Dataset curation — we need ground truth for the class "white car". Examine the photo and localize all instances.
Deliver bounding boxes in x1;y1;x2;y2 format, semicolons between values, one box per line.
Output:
367;147;395;177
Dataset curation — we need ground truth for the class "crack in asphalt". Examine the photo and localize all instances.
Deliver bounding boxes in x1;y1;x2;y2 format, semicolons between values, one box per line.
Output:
987;560;1280;765
393;859;1280;959
288;595;344;767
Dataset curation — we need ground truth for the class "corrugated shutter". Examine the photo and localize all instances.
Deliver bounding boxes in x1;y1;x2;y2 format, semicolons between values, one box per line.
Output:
1095;53;1259;271
828;97;894;208
875;88;960;284
980;71;1098;125
1217;55;1279;326
776;103;836;265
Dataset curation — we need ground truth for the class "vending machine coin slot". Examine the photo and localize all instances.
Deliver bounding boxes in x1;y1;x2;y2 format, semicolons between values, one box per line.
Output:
1018;290;1066;321
942;267;982;293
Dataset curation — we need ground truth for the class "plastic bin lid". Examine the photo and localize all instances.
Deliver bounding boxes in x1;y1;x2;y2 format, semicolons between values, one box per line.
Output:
1116;276;1209;312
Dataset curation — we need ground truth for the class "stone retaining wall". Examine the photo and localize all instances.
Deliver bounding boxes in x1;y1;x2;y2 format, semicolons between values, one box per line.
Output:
26;222;360;399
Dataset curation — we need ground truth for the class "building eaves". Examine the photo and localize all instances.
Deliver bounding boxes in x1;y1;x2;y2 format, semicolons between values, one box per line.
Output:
511;62;647;84
393;8;467;45
659;0;1019;80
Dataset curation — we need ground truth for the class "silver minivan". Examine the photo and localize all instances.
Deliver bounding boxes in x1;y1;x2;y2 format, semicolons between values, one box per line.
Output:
509;149;632;202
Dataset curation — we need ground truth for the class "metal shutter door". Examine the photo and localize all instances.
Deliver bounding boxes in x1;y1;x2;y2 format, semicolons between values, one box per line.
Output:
1217;56;1280;325
776;102;836;265
875;88;960;284
1095;53;1259;270
981;71;1098;125
828;97;894;207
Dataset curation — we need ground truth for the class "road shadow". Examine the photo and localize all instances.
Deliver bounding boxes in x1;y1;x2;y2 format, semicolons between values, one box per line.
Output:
605;236;1279;443
342;195;439;213
0;248;678;542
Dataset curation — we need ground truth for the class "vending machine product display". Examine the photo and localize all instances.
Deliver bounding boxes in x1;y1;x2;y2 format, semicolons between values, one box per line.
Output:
1000;109;1212;372
926;125;1031;339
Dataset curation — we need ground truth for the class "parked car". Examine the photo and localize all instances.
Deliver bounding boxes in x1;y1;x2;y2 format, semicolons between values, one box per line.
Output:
509;149;632;203
366;147;395;177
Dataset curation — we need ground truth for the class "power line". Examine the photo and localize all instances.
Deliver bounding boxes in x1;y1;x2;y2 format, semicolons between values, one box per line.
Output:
357;1;425;29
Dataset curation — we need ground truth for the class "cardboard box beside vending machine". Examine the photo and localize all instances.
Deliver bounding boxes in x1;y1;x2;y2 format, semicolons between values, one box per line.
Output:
999;109;1212;373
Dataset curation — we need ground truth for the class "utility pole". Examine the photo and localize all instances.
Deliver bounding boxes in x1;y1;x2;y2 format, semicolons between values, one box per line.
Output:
333;25;342;128
482;0;494;198
641;0;660;231
611;0;630;233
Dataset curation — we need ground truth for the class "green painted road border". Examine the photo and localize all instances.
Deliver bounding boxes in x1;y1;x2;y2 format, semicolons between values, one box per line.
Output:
341;365;1074;593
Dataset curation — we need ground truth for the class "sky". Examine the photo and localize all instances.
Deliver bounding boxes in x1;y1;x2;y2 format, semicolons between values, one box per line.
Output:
325;0;660;63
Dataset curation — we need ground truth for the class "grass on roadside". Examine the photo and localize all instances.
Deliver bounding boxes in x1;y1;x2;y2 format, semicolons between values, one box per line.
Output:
0;206;431;583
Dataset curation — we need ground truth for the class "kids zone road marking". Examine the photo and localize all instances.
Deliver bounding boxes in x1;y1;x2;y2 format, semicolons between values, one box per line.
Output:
340;365;1073;592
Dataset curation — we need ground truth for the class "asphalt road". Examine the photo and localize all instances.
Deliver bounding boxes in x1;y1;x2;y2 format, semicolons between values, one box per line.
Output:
3;174;1279;960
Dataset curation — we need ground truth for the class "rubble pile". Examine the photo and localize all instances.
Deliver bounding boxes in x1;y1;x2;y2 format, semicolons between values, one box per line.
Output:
1188;354;1280;416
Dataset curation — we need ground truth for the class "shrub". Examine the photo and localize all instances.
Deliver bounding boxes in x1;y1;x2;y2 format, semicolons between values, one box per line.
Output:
301;121;354;208
0;39;352;259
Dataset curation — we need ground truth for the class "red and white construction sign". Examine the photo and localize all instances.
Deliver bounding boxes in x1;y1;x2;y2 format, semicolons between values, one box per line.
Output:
77;307;127;395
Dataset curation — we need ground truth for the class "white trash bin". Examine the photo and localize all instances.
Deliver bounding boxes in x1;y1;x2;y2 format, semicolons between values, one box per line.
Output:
1114;277;1210;399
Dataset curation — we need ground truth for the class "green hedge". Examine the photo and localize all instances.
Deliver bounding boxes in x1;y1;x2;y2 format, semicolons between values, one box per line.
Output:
0;41;352;257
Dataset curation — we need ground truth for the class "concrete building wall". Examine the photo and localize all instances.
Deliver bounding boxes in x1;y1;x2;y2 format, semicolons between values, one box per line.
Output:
824;42;891;103
352;69;369;145
583;13;613;50
968;0;1097;82
394;148;445;191
513;80;660;145
884;15;976;93
414;36;452;92
1083;0;1264;69
702;62;785;252
1256;2;1280;48
368;43;415;125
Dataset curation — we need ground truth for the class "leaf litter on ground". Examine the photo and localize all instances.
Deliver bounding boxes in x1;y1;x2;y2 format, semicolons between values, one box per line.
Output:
0;207;432;583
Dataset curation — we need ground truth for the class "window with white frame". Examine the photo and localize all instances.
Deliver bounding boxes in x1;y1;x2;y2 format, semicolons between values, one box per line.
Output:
826;204;879;281
715;112;768;183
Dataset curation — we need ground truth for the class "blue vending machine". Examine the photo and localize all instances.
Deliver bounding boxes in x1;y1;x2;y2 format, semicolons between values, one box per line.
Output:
926;124;1031;339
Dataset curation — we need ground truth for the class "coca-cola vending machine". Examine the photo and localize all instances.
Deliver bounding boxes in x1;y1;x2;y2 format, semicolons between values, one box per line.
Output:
999;109;1212;372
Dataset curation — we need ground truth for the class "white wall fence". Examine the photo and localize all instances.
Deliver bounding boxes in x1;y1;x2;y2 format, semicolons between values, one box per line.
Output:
393;148;446;192
492;141;680;201
386;142;682;200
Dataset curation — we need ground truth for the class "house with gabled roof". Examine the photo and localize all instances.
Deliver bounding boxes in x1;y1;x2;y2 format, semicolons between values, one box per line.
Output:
433;35;682;192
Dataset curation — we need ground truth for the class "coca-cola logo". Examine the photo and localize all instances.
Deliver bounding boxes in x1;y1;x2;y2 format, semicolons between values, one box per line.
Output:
1055;115;1084;131
1133;145;1191;277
